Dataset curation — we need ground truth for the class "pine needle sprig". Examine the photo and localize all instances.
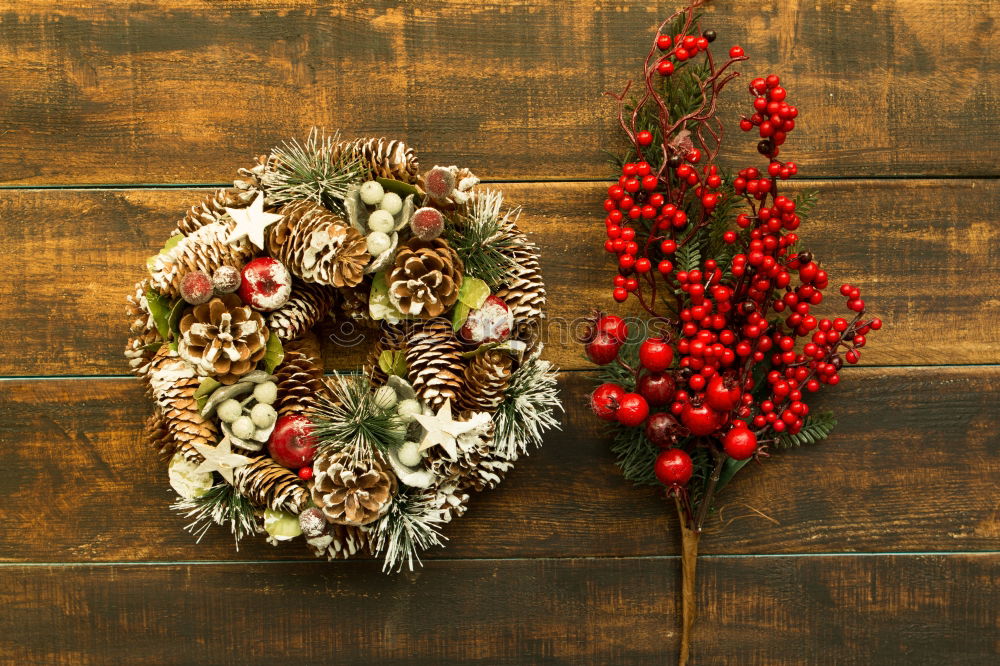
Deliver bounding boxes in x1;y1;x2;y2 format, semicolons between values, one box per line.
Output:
371;489;449;573
777;411;837;448
609;423;660;486
262;128;361;212
171;483;258;549
309;373;404;464
493;353;563;459
445;189;524;289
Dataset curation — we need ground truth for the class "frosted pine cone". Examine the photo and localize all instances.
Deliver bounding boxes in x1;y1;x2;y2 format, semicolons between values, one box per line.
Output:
267;282;338;341
494;242;546;325
268;201;369;288
273;349;325;417
177;294;269;384
404;320;464;410
233;456;310;513
456;350;513;412
335;137;421;185
176;188;256;236
388;238;464;317
148;221;255;299
311;451;397;526
146;346;219;452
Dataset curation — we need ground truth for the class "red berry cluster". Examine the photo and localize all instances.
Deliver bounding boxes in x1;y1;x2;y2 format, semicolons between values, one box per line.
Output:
589;32;881;504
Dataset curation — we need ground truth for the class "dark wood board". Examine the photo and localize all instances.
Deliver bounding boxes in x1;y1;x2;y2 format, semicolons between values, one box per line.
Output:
1;179;996;376
1;554;995;665
0;0;997;184
1;368;996;563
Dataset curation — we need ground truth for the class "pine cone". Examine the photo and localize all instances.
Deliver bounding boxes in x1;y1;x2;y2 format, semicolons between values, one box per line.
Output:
268;201;369;288
146;346;220;451
312;451;397;526
283;331;324;363
335;137;421;185
274;349;325;417
337;284;378;329
125;280;161;380
388;238;464;317
494;242;546;326
177;294;269;385
176;188;256;236
233;154;273;193
456;350;512;412
148;221;255;299
144;409;175;460
423;412;511;492
267;282;338;342
405;320;464;410
233;456;310;513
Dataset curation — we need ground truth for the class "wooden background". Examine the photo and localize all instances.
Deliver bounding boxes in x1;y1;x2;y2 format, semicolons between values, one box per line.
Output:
0;1;997;663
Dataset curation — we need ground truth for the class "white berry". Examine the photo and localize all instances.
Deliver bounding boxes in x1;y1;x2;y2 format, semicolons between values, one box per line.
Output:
366;231;392;256
368;209;395;233
396;398;422;422
232;415;256;440
380;192;403;216
359;180;384;205
373;385;398;410
253;381;278;405
250;403;277;429
217;399;243;423
397;441;423;467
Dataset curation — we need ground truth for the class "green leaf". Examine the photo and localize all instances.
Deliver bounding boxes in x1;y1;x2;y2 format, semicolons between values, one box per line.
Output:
459;341;500;359
376;177;421;199
378;350;408;377
263;333;284;373
451;301;471;331
167;298;186;340
145;287;173;340
194;377;222;412
457;276;490;309
369;271;406;322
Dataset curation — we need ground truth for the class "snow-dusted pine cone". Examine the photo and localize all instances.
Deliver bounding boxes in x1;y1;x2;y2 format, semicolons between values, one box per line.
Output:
125;280;161;380
146;346;219;452
404;319;464;410
177;294;269;384
494;242;546;326
334;137;421;185
388;238;464;318
176;188;256;236
233;455;310;513
268;201;369;288
311;451;397;526
273;349;325;417
456;350;513;412
423;412;511;492
148;221;255;299
267;281;338;341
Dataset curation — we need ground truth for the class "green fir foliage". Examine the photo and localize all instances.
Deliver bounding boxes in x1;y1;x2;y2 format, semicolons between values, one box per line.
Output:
171;483;258;548
309;373;404;463
777;411;837;448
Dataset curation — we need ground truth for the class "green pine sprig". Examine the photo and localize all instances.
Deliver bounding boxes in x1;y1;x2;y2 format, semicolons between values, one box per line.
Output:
444;189;524;289
171;483;258;549
777;411;837;448
371;489;449;573
262;127;361;212
492;354;563;459
309;373;404;464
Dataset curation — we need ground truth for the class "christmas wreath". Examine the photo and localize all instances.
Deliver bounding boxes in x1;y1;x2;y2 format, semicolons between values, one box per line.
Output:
125;130;562;571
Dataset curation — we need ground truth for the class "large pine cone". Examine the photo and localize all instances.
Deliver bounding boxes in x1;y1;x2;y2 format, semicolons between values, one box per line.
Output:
125;280;161;381
494;242;546;325
274;349;325;417
388;238;464;318
267;281;338;342
334;137;421;185
456;350;513;412
405;320;464;410
146;346;219;452
148;222;255;299
312;451;397;526
233;456;310;513
144;409;175;460
176;188;256;236
177;294;269;385
268;201;369;288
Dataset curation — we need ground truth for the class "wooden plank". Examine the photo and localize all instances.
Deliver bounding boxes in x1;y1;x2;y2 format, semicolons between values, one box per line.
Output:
1;368;996;563
0;179;996;376
0;0;996;184
0;554;995;664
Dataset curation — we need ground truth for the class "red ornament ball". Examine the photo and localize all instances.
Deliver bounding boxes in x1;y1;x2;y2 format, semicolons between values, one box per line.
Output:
268;414;318;469
459;295;513;344
591;383;626;421
705;374;741;411
616;393;649;427
179;270;214;305
723;427;758;460
654;448;693;485
239;257;292;312
596;314;629;343
639;337;674;372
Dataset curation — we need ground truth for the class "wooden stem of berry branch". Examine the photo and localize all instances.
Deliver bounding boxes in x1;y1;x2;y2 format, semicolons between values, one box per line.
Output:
674;495;700;666
694;448;726;531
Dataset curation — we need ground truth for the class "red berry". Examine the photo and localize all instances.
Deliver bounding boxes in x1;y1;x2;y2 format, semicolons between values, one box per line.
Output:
657;60;675;76
723;427;757;460
705;374;741;411
654;449;693;485
639;337;674;372
297;466;314;481
239;257;292;312
682;403;721;436
268;414;318;469
616;393;650;427
591;383;625;421
638;372;676;406
645;412;681;447
656;35;672;50
597;314;629;343
637;130;654;146
179;270;214;305
586;332;622;365
729;45;745;58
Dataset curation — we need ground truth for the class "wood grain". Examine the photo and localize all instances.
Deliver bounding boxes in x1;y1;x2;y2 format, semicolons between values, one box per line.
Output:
1;554;995;665
1;368;996;563
0;0;997;185
1;179;996;377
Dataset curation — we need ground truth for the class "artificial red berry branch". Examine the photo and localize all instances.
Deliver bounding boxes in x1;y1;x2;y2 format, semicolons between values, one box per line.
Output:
583;4;882;664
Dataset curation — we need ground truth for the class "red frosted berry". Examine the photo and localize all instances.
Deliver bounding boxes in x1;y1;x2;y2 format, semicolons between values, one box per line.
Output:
423;166;456;200
586;332;622;365
645;412;681;448
179;270;214;305
705;374;741;411
591;383;625;421
639;337;674;372
654;449;693;485
638;372;676;406
682;403;721;436
723;427;757;460
616;393;650;427
410;206;445;240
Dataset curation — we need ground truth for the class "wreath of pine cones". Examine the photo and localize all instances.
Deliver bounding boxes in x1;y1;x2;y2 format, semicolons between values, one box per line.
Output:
126;129;562;571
